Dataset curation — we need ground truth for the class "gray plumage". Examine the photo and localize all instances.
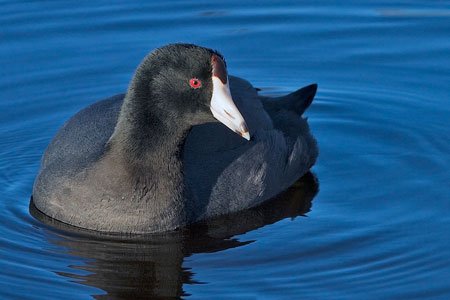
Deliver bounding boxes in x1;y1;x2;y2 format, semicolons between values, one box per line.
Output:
32;44;318;234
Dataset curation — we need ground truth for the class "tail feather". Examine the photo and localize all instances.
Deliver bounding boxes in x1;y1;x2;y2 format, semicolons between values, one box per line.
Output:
261;83;317;116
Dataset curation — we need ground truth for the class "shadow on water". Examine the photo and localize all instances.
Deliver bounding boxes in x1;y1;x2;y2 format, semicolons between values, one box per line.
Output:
29;172;318;299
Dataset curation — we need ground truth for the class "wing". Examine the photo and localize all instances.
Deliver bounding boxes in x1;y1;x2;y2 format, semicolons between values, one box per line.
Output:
40;94;124;174
34;95;124;202
183;76;318;220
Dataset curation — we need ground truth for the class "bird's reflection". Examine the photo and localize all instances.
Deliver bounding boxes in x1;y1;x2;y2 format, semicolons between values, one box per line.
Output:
30;172;318;299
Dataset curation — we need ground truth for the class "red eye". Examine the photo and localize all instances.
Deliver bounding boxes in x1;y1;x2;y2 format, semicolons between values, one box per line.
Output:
189;78;202;89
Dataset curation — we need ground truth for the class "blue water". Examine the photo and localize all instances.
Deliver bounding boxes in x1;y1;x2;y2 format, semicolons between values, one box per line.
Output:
1;1;450;299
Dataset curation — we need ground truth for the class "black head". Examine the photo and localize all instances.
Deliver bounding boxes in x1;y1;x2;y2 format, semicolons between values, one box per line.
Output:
127;44;249;139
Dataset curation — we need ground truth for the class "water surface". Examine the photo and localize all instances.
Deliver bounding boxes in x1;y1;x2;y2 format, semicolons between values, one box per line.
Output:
1;1;450;299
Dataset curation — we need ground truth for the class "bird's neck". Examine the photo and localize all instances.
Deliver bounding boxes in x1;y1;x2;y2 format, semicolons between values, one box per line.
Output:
107;90;192;229
111;84;191;169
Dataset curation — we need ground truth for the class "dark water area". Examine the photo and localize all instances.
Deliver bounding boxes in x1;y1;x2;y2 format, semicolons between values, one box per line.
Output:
1;1;449;299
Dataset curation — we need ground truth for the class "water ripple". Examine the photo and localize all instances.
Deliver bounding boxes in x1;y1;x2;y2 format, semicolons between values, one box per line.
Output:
1;0;450;299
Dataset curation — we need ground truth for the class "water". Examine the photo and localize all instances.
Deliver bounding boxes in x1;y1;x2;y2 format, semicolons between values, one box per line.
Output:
1;1;449;299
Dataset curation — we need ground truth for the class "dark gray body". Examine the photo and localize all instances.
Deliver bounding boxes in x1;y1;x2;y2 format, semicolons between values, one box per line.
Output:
32;76;318;233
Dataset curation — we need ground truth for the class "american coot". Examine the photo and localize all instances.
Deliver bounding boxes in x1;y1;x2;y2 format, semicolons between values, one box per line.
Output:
31;44;318;234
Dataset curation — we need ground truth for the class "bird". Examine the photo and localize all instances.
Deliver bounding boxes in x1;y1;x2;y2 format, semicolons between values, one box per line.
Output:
31;43;318;234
